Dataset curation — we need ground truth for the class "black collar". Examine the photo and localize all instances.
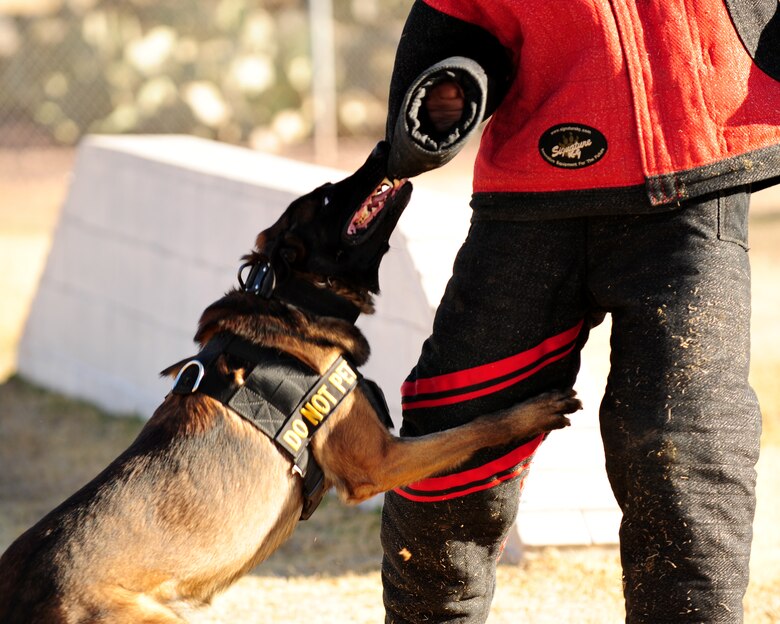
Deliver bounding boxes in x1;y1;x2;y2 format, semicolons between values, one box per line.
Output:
275;278;361;324
238;259;361;324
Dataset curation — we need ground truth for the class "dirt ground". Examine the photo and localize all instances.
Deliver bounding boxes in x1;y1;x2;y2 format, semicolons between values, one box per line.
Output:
1;143;779;622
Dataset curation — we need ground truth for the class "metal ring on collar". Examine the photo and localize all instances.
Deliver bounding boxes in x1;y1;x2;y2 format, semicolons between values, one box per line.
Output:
172;359;206;394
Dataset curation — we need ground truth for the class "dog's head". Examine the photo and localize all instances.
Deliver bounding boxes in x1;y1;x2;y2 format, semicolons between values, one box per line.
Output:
253;142;412;294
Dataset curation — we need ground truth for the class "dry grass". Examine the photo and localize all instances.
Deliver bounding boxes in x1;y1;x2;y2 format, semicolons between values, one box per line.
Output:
1;376;779;623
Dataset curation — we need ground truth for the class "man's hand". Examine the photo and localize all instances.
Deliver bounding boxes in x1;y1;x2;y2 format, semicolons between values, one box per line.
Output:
425;80;465;133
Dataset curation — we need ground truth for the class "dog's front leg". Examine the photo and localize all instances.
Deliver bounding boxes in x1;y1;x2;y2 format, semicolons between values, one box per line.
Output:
321;389;580;503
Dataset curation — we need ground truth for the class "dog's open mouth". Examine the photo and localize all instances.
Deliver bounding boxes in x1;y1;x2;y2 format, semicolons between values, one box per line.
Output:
345;177;409;240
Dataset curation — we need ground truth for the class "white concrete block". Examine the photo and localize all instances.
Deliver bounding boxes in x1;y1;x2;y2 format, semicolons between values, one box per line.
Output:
396;185;471;308
516;510;593;546
531;428;605;470
19;135;437;424
583;509;623;545
520;467;618;511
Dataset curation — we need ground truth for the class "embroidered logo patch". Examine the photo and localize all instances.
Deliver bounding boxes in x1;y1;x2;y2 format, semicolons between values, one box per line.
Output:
539;123;607;169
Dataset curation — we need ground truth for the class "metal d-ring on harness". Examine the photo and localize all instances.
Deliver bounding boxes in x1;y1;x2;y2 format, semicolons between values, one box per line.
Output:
169;257;392;520
237;258;276;298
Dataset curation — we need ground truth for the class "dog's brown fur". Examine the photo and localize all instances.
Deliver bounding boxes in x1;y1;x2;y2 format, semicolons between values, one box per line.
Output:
0;145;580;623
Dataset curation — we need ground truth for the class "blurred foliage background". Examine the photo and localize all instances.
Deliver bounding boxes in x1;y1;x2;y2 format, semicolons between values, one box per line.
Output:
0;0;409;150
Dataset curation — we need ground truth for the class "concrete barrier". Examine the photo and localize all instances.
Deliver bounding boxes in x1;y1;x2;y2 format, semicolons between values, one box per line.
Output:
17;135;449;423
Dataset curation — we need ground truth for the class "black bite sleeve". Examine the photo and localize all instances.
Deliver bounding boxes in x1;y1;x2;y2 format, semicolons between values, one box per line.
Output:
385;1;513;178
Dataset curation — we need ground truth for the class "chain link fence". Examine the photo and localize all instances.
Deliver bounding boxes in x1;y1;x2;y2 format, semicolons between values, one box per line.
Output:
0;0;409;151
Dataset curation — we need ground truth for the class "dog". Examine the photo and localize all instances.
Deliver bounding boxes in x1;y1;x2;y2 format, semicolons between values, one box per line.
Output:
0;142;581;623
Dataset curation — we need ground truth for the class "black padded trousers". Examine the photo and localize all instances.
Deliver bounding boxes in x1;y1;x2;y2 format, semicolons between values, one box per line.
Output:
381;188;761;623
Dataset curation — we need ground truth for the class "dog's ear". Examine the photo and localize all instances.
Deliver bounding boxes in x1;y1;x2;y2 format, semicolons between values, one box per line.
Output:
254;214;288;255
275;232;308;268
255;222;308;271
254;183;329;270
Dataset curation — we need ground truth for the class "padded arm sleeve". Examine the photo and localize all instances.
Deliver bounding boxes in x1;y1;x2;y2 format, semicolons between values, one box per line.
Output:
385;1;513;178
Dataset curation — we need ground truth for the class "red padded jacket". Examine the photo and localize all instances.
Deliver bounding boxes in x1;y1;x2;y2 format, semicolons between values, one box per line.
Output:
388;0;780;215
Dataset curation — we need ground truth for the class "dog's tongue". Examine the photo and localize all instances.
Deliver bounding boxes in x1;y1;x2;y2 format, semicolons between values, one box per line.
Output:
346;177;406;236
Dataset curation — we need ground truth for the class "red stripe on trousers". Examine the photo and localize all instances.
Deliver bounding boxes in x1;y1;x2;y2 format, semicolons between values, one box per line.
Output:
394;433;544;502
401;320;583;398
401;344;576;410
393;468;530;503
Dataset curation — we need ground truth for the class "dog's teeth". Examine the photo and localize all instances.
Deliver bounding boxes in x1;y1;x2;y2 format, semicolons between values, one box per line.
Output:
347;177;402;237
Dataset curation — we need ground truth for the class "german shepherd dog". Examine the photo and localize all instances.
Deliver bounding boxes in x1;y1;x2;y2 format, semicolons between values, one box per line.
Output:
0;143;580;623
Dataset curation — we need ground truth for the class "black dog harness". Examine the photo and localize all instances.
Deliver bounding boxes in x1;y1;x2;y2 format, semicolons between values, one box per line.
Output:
170;258;391;520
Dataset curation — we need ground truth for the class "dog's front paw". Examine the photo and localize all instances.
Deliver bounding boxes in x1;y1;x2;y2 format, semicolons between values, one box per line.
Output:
535;388;582;418
509;389;581;437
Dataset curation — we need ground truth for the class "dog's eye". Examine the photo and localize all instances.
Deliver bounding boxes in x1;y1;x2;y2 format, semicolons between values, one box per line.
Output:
323;195;330;207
